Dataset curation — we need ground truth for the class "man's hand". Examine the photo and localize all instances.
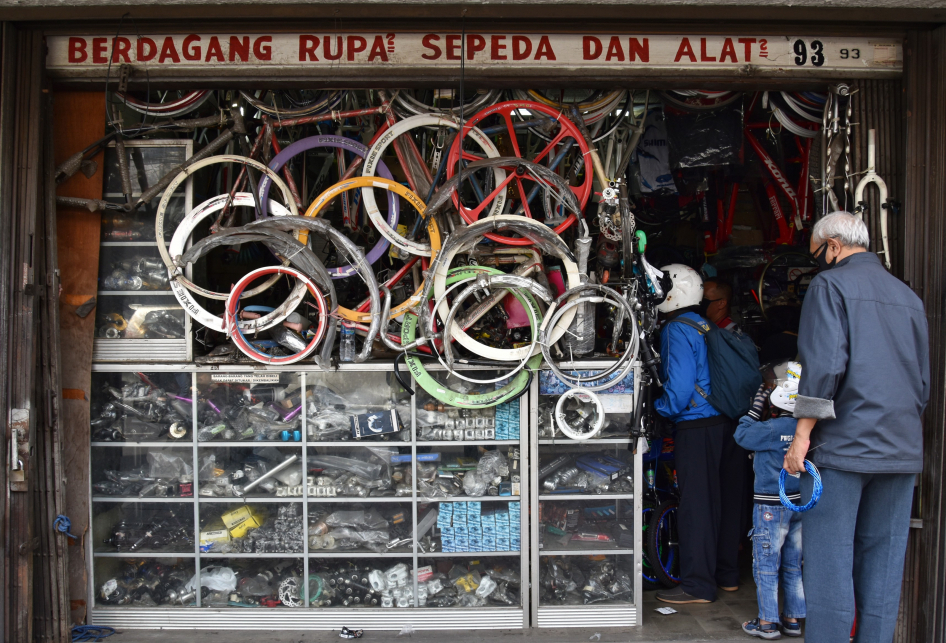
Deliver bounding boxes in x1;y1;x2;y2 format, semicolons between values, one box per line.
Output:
784;417;816;474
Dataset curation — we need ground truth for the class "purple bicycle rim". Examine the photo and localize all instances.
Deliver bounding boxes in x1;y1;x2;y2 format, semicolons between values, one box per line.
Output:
258;134;399;279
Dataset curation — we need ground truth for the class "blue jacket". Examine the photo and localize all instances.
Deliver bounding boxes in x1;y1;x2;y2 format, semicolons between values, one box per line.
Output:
655;311;720;423
795;252;929;473
735;414;800;505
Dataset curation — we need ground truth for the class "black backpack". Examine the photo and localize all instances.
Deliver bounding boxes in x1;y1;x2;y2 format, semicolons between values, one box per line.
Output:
668;317;762;419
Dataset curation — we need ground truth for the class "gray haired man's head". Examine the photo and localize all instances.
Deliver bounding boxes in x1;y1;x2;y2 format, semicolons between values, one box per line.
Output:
811;211;870;249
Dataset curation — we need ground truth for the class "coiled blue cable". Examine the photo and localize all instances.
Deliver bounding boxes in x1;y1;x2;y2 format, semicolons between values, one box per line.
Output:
54;515;78;540
779;460;823;512
72;625;115;642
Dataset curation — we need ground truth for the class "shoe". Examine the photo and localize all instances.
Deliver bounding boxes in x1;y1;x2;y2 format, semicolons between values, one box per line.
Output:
655;586;712;604
742;618;781;640
718;585;740;592
779;615;802;637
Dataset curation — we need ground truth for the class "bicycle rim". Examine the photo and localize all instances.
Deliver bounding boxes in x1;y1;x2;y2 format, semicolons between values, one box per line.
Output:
648;500;681;588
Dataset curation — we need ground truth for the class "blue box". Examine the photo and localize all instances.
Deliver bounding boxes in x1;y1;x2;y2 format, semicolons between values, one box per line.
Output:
454;525;468;538
468;525;483;538
455;536;469;551
452;502;468;519
437;506;453;528
469;537;483;551
440;526;455;538
483;536;496;552
497;537;510;551
467;501;482;516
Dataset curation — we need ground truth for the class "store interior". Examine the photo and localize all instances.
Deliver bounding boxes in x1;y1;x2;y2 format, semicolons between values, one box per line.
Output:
75;86;874;622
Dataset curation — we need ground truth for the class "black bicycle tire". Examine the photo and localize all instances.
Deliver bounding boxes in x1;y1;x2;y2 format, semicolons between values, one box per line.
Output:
648;498;681;588
641;502;662;591
659;90;742;112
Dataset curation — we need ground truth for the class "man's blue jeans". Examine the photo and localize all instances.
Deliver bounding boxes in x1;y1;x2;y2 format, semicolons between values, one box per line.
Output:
801;468;915;643
750;504;805;623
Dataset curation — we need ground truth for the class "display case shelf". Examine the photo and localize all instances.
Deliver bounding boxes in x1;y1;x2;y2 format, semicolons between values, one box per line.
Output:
422;551;521;558
196;496;304;503
538;438;632;445
539;545;635;556
88;366;529;628
97;290;174;296
91;441;193;447
538;493;635;501
199;553;304;559
92;496;195;503
424;495;519;503
530;365;642;628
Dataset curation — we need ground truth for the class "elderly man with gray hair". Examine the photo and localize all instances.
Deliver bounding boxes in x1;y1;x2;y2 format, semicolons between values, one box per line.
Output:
784;211;929;643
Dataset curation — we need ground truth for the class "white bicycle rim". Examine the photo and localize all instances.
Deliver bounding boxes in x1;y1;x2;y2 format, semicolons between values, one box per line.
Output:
360;114;505;256
555;388;606;440
168;193;306;333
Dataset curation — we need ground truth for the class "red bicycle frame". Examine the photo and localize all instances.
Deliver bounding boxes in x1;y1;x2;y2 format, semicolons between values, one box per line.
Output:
706;125;814;253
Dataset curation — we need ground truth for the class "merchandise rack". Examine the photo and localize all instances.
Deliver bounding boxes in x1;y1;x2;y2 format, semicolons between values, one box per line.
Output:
529;363;643;629
87;362;530;630
93;140;194;363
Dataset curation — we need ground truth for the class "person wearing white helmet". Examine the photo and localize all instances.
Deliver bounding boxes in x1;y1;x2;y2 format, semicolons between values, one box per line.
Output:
654;264;749;605
735;362;806;639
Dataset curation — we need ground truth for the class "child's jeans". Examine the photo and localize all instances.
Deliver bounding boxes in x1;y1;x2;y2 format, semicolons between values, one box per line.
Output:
750;503;806;623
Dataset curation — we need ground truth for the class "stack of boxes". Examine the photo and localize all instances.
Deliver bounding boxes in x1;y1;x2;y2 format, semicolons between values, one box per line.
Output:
436;501;520;553
493;398;520;440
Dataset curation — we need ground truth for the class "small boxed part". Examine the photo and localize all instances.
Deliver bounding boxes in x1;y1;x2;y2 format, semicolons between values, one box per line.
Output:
350;409;404;439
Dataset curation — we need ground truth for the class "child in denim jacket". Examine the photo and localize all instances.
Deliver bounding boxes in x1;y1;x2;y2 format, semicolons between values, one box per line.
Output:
735;361;806;640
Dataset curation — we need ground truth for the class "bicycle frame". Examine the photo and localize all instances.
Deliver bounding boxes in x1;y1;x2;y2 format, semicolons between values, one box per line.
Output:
704;124;814;253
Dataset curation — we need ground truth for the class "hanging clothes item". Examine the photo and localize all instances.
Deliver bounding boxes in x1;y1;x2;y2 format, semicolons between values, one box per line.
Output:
636;115;678;194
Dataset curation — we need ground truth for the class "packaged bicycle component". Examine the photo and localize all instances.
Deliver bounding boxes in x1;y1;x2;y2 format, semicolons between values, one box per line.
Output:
220;505;266;538
350;409;404;439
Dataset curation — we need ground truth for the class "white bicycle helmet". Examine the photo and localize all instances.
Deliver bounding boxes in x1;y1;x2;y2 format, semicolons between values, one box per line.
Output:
770;361;802;412
656;264;703;313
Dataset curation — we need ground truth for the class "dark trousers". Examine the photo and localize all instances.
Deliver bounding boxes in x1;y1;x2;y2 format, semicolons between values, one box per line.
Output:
675;417;747;601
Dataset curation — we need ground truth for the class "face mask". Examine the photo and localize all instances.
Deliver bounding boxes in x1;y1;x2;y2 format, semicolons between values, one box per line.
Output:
698;298;722;316
813;241;837;271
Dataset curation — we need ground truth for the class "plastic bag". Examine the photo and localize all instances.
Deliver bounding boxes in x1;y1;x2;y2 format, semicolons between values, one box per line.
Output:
185;566;237;593
462;472;488;497
147;452;193;480
476;450;509;479
665;102;744;168
416;409;447;428
323;509;388;530
197;455;218;481
308;455;383;481
306;408;352;441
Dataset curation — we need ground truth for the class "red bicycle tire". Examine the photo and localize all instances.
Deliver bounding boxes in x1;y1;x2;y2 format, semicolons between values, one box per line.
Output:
445;100;590;245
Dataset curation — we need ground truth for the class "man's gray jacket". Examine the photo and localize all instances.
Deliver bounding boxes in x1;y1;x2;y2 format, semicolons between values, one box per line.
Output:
795;252;929;473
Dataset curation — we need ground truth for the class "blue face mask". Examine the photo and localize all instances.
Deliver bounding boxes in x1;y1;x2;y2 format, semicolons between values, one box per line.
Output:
813;242;837;271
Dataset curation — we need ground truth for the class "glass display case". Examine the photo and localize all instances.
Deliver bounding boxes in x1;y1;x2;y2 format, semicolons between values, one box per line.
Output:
88;363;529;630
93;140;193;363
529;365;643;628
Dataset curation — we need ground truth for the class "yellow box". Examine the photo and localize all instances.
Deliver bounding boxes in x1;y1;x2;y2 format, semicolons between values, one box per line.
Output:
199;529;231;551
221;505;265;538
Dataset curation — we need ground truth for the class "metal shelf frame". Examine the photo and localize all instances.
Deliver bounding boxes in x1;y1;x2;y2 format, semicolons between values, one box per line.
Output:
529;364;643;629
88;364;530;630
93;139;193;363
